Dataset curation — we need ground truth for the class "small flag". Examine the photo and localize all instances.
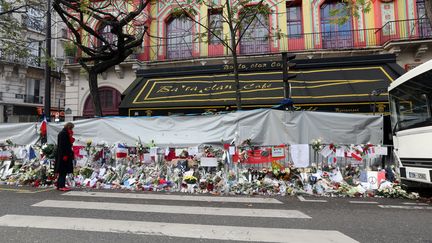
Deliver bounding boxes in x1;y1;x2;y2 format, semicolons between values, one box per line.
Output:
116;143;128;158
351;152;362;161
29;146;36;160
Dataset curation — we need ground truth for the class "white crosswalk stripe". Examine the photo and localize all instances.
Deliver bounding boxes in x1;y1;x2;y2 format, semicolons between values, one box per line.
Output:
0;191;359;242
0;214;358;243
63;191;283;204
32;200;311;218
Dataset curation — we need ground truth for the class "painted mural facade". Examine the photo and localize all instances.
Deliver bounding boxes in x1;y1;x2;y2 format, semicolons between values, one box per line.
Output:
63;0;432;119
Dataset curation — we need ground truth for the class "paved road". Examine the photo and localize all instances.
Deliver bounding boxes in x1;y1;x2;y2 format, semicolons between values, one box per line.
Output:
0;186;431;243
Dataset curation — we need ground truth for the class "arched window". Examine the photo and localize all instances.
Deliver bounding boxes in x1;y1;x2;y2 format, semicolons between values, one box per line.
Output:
239;13;270;54
83;87;121;117
166;16;193;59
320;2;353;49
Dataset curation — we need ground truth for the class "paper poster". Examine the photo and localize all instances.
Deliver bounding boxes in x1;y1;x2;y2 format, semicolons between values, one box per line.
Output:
200;157;218;167
76;159;86;167
375;146;388;156
99;168;106;178
149;147;158;157
320;145;333;157
0;151;12;160
79;148;88;156
335;147;345;157
175;148;186;157
272;147;285;157
229;146;236;155
367;171;386;189
290;144;309;168
0;160;11;179
188;147;199;156
143;153;152;163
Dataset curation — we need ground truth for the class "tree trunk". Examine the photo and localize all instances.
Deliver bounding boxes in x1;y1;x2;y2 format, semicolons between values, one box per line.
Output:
231;39;241;110
88;71;103;117
425;0;432;26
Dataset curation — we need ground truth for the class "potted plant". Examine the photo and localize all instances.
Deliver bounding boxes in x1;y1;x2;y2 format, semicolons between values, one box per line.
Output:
63;41;78;63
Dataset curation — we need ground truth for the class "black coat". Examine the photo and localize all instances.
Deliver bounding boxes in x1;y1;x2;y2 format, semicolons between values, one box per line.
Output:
55;128;74;174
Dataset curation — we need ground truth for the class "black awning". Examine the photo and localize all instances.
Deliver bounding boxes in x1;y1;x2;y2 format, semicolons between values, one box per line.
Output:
121;68;398;107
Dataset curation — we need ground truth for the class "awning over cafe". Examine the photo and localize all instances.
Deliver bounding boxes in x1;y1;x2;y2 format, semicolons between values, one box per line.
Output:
120;54;404;115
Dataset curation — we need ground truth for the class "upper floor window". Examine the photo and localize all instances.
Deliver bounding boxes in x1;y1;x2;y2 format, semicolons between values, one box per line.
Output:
27;40;41;67
98;23;117;49
166;16;193;59
320;2;353;48
416;0;432;37
239;13;270;54
287;5;302;38
24;8;45;32
208;11;223;44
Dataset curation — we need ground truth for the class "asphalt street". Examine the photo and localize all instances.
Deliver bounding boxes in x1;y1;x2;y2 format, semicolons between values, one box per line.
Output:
0;186;431;243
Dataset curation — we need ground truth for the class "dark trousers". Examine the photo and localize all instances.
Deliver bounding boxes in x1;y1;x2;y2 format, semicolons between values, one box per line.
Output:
57;171;67;188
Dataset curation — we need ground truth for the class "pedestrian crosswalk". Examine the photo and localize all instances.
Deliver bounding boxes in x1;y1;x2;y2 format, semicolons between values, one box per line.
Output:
0;191;360;243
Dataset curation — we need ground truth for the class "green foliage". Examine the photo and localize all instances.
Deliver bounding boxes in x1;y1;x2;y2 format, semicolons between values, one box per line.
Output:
63;41;78;57
328;0;372;25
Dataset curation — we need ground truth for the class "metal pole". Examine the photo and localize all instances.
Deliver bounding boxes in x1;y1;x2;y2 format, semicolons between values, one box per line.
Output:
282;52;289;99
44;0;52;121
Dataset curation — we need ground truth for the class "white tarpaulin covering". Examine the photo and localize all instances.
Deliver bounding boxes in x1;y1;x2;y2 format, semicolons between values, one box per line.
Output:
0;123;40;145
1;109;383;146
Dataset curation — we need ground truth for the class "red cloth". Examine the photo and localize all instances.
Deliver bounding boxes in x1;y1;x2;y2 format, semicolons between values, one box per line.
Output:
165;148;176;161
63;155;68;161
67;129;75;144
40;119;47;137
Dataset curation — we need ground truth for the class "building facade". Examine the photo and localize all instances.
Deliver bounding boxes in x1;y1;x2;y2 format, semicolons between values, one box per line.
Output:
63;0;432;120
0;6;66;123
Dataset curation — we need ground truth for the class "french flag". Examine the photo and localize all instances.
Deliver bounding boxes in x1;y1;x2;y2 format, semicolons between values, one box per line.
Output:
116;143;128;158
40;116;47;138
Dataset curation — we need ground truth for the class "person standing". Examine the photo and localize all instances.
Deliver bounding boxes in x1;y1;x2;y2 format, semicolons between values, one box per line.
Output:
55;122;75;191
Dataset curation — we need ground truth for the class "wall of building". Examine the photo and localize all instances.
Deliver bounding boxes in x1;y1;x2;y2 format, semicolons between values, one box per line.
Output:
64;63;137;120
0;9;66;123
63;0;432;120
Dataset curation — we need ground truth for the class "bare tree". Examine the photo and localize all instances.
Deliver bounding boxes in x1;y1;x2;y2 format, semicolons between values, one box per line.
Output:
173;0;273;110
53;0;149;116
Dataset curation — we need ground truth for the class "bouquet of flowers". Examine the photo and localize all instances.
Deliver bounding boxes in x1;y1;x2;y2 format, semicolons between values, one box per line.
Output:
183;175;197;184
376;182;411;198
41;144;56;159
311;138;323;152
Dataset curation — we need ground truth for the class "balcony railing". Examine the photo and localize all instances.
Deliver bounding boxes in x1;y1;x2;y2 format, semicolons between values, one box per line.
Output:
23;95;43;104
0;50;42;67
378;18;432;45
65;18;432;64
